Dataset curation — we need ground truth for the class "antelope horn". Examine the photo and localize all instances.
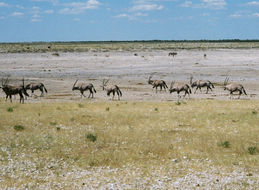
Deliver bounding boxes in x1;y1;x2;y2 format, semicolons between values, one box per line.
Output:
4;77;9;86
73;79;78;88
226;77;229;84
224;76;228;85
170;81;175;89
104;79;109;85
190;75;193;84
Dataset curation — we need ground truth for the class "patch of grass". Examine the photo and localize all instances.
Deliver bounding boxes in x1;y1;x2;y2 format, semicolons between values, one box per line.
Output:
7;107;14;112
175;101;181;105
86;133;97;142
106;107;110;111
252;110;257;115
248;147;257;155
78;103;84;108
50;122;57;126
154;108;158;111
220;141;230;148
56;127;61;131
13;125;25;131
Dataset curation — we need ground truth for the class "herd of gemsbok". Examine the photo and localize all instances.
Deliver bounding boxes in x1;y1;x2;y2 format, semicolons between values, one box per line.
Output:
0;52;248;103
0;74;247;103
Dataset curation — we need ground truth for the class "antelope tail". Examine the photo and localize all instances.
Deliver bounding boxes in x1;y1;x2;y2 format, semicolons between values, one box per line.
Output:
164;81;168;88
44;86;48;93
242;87;247;95
92;86;96;93
116;86;122;96
41;83;48;93
210;81;215;88
23;89;30;97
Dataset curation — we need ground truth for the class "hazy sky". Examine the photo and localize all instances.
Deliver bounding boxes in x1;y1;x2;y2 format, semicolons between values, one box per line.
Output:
0;0;259;42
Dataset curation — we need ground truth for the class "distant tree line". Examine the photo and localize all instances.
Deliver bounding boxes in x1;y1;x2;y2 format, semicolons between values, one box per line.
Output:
1;39;259;45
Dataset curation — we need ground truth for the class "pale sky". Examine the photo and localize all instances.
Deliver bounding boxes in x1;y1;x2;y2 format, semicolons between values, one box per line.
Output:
0;0;259;42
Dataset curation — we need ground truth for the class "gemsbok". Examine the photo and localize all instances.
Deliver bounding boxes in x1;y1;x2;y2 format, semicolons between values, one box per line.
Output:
72;80;96;98
148;75;168;93
223;77;247;99
25;82;48;97
0;78;29;103
169;81;192;100
190;75;214;94
101;79;122;100
168;52;177;57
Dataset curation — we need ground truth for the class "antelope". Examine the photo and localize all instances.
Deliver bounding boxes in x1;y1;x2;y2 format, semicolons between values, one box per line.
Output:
169;81;192;100
72;80;96;98
168;52;177;57
148;75;168;93
101;79;122;100
0;78;29;103
223;77;247;99
190;75;214;94
25;82;48;97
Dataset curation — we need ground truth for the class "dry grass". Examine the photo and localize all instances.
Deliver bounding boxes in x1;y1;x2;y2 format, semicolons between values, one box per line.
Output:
0;99;259;188
1;99;259;167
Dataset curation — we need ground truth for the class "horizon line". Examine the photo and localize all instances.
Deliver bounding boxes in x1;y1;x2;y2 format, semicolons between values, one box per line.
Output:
1;39;259;44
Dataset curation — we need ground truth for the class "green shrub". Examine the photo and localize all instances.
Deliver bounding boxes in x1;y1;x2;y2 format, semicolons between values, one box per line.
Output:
86;133;97;142
78;104;84;108
7;107;13;112
175;101;181;105
50;122;57;126
248;147;257;155
252;110;257;115
13;125;25;131
221;141;230;148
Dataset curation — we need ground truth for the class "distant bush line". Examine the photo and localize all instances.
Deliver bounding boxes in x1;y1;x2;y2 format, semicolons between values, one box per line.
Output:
1;39;259;53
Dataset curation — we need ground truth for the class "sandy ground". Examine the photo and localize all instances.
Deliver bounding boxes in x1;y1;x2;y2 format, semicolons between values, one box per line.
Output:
0;49;259;102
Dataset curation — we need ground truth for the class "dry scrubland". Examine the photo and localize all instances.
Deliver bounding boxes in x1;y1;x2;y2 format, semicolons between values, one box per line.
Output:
1;100;259;189
1;41;259;53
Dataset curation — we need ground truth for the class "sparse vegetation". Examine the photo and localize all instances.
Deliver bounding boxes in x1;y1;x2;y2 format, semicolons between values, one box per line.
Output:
1;40;259;53
0;100;259;188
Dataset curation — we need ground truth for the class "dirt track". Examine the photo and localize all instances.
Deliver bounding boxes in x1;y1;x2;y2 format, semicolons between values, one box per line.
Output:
0;49;259;102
